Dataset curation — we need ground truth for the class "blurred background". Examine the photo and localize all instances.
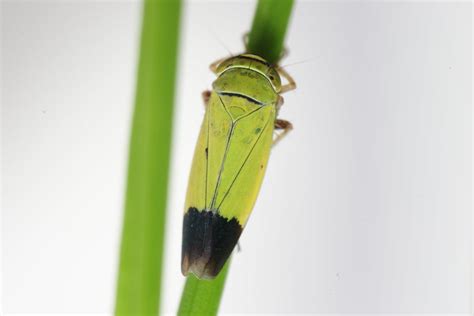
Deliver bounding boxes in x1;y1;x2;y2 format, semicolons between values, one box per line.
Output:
2;1;471;314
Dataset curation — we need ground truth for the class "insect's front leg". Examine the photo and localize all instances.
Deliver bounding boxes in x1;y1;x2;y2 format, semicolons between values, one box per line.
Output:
209;57;228;74
242;32;249;51
273;119;293;146
278;67;297;94
279;46;289;61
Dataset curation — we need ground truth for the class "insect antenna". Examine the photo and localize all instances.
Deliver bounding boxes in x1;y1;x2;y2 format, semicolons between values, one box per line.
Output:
277;59;313;70
209;29;234;57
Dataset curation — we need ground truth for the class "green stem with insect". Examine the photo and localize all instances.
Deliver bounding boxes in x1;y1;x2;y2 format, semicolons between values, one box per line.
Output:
177;1;294;315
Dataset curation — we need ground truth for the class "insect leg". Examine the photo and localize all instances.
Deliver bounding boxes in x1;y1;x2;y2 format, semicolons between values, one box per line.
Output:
209;57;228;74
202;90;211;107
279;47;289;61
242;32;249;51
273;119;293;146
278;67;297;94
276;95;284;113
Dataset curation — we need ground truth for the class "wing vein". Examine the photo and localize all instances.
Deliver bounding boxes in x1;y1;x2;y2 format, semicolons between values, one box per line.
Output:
209;96;235;210
210;95;269;212
216;113;272;211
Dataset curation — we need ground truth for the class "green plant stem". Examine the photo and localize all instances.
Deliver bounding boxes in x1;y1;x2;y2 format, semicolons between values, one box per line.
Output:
115;0;181;315
247;0;294;64
178;261;230;315
177;1;294;315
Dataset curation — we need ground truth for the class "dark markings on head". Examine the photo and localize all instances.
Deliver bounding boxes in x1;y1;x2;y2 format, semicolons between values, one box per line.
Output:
218;92;263;106
181;207;242;279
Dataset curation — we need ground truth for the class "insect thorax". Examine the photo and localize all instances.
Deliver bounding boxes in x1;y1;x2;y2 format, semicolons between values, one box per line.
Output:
212;68;279;106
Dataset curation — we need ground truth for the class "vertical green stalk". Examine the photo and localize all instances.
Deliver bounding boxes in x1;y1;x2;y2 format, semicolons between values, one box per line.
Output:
115;0;181;315
247;0;294;64
177;1;294;315
178;261;230;315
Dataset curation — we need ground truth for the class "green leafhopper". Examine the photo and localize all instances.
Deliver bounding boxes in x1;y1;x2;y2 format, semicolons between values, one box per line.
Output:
182;52;296;279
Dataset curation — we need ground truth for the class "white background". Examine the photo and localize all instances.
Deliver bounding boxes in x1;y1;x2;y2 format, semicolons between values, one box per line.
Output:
2;1;472;315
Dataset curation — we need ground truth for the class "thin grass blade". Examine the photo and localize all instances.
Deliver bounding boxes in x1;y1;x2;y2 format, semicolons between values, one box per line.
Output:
115;0;182;315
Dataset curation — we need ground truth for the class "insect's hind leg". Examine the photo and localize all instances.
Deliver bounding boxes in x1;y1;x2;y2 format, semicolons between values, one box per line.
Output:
273;119;293;146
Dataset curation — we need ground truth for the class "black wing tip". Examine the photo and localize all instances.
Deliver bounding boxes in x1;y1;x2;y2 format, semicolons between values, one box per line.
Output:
181;207;242;279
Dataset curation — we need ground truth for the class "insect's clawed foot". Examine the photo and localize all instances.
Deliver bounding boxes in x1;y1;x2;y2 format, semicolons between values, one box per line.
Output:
242;32;249;51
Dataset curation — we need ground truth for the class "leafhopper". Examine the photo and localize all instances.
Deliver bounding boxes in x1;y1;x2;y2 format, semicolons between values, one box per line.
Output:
182;52;296;279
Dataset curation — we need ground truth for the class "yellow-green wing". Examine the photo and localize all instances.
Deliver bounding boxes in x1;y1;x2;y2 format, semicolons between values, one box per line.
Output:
182;91;275;279
185;92;275;224
211;96;275;225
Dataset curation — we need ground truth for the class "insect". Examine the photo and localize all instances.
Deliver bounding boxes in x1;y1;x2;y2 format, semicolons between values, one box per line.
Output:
181;51;296;279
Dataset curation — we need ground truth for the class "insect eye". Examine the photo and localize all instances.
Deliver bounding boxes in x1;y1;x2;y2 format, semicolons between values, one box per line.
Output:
269;75;274;80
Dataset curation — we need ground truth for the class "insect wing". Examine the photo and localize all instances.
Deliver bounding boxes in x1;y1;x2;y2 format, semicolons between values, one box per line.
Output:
182;92;275;278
